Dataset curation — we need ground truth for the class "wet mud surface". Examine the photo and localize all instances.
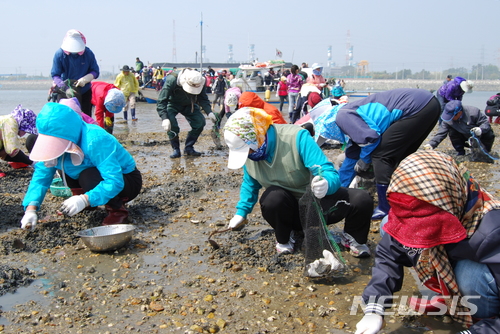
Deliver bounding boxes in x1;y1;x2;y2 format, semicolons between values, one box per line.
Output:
0;103;498;333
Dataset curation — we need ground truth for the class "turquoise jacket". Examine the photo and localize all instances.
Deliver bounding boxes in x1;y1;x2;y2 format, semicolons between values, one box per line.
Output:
235;125;340;218
23;103;136;210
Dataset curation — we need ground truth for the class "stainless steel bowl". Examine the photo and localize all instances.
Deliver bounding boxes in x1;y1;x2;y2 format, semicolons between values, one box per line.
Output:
77;224;135;252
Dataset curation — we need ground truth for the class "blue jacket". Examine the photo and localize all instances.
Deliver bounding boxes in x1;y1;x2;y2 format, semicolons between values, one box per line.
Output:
337;88;433;163
51;47;100;94
235;124;340;217
23;103;136;210
438;76;467;103
363;209;500;333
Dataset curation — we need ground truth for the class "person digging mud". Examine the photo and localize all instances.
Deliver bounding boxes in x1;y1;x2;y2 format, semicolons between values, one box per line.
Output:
157;68;217;158
313;88;440;221
356;150;500;334
0;105;38;177
20;102;142;229
223;107;373;257
424;100;495;156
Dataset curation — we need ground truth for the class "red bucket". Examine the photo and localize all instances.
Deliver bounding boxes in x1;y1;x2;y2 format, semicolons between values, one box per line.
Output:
8;162;30;169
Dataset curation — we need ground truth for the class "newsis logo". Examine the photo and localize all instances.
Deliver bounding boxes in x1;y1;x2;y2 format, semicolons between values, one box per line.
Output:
350;295;480;316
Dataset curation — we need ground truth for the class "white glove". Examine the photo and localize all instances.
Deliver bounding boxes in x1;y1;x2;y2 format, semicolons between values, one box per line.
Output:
228;215;246;229
20;210;37;230
472;127;482;136
208;113;217;122
162;119;171;132
60;195;89;217
423;144;434;150
355;314;384;334
311;175;328;199
354;160;370;173
75;73;94;87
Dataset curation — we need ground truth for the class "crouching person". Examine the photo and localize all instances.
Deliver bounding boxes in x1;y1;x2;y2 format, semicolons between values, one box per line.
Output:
355;150;500;334
20;102;142;229
223;107;373;257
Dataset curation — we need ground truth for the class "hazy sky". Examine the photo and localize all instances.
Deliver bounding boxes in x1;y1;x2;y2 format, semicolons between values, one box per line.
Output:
1;0;497;77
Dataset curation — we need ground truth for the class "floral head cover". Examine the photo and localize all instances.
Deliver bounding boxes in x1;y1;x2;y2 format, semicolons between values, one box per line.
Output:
223;107;273;150
313;104;345;143
10;104;38;135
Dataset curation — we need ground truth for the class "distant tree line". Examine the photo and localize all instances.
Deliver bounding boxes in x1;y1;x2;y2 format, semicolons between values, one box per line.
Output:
328;64;500;80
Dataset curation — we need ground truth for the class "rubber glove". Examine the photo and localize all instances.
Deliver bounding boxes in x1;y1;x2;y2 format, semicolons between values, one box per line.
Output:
354;159;370;174
228;215;246;229
471;127;482;136
162;119;171;132
423;144;434;150
355;314;384;334
60;195;89;216
53;76;67;90
20;210;37;230
105;117;113;127
75;73;95;87
311;175;328;199
208;112;217;122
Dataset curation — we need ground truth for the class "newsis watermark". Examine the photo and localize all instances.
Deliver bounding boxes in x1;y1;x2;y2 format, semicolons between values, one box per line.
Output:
350;295;480;316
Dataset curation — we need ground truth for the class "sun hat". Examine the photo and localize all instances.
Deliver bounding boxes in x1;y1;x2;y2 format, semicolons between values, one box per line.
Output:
120;65;131;72
10;104;38;135
441;100;463;123
30;103;84;164
59;97;82;113
224;130;252;169
225;92;239;107
460;80;474;93
104;89;126;113
223;107;272;169
61;29;86;53
383;192;467;248
178;69;205;94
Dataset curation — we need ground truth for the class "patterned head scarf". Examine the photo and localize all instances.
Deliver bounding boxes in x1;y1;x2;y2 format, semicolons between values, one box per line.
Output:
10;105;38;135
223;107;273;151
313;104;346;143
386;150;500;326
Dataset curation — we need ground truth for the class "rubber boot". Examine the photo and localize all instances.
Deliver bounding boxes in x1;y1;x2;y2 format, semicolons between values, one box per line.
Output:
372;184;390;220
169;136;181;159
71;188;84;196
102;204;129;225
184;134;202;156
131;108;137;121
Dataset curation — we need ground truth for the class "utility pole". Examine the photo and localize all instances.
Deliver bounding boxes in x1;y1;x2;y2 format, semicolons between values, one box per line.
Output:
200;13;203;71
172;20;177;63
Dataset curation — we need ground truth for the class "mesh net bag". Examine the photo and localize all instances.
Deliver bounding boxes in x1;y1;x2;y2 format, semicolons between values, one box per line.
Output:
299;183;351;278
469;134;495;163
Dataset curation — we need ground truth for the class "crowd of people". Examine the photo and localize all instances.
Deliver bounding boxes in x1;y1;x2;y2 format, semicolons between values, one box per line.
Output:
3;28;500;334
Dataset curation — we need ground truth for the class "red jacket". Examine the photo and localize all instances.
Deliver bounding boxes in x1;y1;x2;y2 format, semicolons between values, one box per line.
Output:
238;92;286;124
277;81;288;97
91;81;120;128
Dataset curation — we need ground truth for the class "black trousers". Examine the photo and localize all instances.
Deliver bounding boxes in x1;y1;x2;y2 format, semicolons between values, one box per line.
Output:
65;168;142;209
371;96;441;185
449;128;495;154
80;89;93;117
259;185;373;244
